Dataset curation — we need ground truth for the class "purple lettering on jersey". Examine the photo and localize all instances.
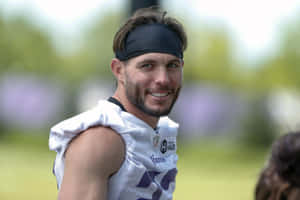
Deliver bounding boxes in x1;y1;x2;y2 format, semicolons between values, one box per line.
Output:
136;168;177;200
152;188;162;200
161;168;177;190
150;155;166;164
137;171;161;188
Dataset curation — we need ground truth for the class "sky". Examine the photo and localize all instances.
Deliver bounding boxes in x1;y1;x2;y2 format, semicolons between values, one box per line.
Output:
0;0;300;61
166;0;300;61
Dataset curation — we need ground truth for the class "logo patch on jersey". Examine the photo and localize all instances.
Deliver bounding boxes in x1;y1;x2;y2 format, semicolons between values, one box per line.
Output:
160;139;168;153
167;141;176;151
160;138;176;153
152;135;160;147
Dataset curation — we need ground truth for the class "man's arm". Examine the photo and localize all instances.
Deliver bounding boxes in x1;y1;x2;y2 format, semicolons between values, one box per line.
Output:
58;126;125;200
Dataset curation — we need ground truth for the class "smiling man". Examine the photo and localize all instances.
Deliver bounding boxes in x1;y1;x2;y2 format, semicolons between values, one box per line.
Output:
49;6;187;200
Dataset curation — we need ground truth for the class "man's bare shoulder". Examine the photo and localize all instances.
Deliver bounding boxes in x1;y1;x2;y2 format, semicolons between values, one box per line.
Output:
65;126;125;177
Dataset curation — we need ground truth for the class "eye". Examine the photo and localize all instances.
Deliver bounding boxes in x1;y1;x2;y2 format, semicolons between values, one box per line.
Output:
167;62;180;69
140;63;153;69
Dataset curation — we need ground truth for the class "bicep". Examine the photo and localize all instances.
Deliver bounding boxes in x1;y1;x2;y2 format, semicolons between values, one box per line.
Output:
58;167;108;200
58;127;125;200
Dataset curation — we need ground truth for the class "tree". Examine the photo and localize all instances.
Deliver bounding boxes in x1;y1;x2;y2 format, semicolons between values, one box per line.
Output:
0;13;62;76
61;12;123;82
254;14;300;90
182;22;243;88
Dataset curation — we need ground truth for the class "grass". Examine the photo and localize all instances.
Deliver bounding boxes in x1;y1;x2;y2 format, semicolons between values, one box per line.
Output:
0;132;58;200
174;140;268;200
0;132;268;200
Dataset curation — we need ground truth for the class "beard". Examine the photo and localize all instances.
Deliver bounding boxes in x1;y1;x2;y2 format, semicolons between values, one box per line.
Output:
124;78;181;117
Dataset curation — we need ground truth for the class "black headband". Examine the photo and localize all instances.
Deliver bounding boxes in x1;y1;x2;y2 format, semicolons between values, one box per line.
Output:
116;23;183;61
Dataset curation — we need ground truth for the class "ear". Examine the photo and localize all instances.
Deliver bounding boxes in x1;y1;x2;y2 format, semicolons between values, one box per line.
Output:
111;58;125;83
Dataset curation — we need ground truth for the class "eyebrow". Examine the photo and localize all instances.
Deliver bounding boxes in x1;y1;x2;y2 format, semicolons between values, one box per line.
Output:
137;58;181;65
137;59;157;65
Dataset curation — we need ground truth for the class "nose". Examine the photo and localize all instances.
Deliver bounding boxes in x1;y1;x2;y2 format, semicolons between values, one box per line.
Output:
154;67;170;86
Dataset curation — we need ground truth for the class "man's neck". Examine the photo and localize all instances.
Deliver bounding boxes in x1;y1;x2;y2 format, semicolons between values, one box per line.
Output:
112;94;159;129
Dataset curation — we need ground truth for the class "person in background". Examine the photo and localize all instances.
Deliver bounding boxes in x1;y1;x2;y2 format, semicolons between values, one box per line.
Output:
255;131;300;200
49;6;187;200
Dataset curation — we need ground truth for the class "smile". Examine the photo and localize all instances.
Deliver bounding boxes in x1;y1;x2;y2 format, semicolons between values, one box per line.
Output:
151;92;170;97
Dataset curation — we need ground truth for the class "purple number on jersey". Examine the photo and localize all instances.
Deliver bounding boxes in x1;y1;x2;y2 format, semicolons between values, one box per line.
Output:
136;168;177;200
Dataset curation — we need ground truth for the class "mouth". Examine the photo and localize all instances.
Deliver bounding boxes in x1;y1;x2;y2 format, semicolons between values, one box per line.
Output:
150;92;170;97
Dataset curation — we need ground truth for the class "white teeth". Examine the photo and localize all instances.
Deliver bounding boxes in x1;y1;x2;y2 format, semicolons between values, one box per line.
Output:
151;93;168;97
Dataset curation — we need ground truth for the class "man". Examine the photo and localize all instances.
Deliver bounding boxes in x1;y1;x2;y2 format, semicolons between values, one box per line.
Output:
49;6;187;200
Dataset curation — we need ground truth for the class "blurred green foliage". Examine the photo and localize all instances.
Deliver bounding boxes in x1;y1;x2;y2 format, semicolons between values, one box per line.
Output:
0;12;62;76
183;24;239;85
0;9;299;91
0;8;300;151
239;96;277;148
59;13;122;82
254;15;300;90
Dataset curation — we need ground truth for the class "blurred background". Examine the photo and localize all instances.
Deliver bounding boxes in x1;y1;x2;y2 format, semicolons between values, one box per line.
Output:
0;0;300;199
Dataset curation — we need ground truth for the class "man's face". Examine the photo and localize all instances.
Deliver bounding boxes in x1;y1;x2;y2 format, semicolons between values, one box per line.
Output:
123;53;183;117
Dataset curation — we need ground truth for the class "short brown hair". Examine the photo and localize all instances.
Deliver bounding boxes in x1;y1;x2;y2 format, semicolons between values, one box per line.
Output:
113;6;187;55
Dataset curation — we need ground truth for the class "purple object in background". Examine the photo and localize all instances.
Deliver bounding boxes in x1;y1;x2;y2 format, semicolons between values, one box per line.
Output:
0;73;248;138
172;84;246;138
0;73;65;130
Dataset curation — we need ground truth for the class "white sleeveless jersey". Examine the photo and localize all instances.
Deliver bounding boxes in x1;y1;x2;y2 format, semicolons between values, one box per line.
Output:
49;100;179;200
